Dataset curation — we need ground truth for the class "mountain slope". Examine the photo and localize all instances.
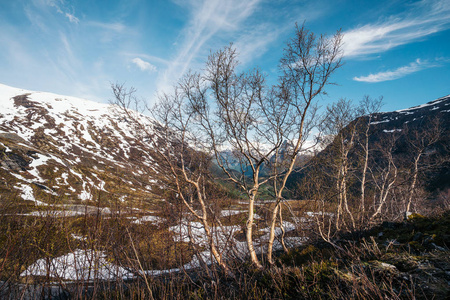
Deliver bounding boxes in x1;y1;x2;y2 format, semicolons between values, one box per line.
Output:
0;84;165;208
370;95;450;133
287;94;450;196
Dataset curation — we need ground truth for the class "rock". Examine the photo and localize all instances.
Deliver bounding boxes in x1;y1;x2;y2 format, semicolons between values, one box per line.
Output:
432;243;447;252
413;232;423;241
381;221;397;229
369;260;398;275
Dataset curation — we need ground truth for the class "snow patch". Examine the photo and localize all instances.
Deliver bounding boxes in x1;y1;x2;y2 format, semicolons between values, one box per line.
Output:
21;249;132;280
221;209;245;217
132;215;165;224
370;119;390;125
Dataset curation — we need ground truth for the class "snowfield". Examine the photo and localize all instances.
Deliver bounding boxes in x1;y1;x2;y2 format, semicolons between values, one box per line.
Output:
0;83;162;204
21;249;133;281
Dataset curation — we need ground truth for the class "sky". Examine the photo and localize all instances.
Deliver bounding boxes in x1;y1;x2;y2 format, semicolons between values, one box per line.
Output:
0;0;449;112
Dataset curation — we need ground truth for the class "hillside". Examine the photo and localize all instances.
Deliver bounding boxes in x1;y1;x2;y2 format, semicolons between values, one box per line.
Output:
287;94;450;196
0;84;165;209
367;95;450;191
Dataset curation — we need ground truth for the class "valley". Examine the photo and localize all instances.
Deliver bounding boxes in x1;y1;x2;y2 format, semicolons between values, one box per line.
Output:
0;82;449;298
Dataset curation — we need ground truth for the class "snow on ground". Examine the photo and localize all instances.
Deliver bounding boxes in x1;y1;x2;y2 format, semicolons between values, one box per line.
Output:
19;213;307;280
132;215;165;224
259;222;297;241
0;83;158;200
221;209;245;217
396;95;450;113
21;249;133;281
71;234;85;241
370;119;390;125
28;153;51;181
383;129;402;133
14;183;47;206
170;221;240;246
78;183;92;201
0;142;12;152
271;236;308;250
24;210;85;217
305;211;334;217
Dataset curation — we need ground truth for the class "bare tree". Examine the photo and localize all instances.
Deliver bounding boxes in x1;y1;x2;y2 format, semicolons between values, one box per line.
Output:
183;25;343;266
112;24;343;269
403;118;441;219
265;26;343;263
356;96;383;226
369;133;399;221
320;99;360;230
183;48;272;268
111;83;233;276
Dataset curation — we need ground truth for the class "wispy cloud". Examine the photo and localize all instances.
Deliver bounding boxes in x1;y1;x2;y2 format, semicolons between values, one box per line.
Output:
85;21;130;44
353;59;439;82
343;0;450;58
132;58;157;72
65;12;79;24
88;21;126;33
121;52;169;66
233;23;286;67
157;0;261;92
40;0;80;24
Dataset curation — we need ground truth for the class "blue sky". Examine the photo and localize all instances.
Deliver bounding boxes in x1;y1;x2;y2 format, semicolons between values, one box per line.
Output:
0;0;449;112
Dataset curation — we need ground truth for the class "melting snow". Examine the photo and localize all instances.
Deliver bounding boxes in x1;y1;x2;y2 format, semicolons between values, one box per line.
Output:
221;209;245;217
25;210;85;217
21;249;132;281
14;183;47;206
370;119;390;125
395;95;449;113
383;129;403;133
132;215;165;224
28;153;51;181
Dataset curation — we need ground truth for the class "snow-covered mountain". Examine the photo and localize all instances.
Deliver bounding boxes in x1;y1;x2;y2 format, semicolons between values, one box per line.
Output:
286;94;450;194
369;95;450;132
0;84;164;207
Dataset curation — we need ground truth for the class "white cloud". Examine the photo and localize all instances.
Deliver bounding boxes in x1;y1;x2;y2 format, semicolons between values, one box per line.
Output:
343;0;450;58
157;0;261;93
65;12;79;24
353;59;438;82
38;0;80;24
132;58;157;72
122;52;169;66
233;23;285;66
88;21;126;33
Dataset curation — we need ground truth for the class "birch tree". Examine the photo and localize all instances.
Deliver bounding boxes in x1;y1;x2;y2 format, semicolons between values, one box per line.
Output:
111;83;233;276
186;24;343;266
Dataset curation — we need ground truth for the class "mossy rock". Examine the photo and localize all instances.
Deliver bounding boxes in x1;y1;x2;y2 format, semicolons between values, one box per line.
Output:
368;260;399;275
279;244;320;266
408;241;426;252
408;213;425;221
384;253;419;272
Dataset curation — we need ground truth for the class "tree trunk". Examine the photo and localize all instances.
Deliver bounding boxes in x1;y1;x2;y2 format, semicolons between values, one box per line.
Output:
405;153;421;220
247;192;262;268
267;200;280;265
